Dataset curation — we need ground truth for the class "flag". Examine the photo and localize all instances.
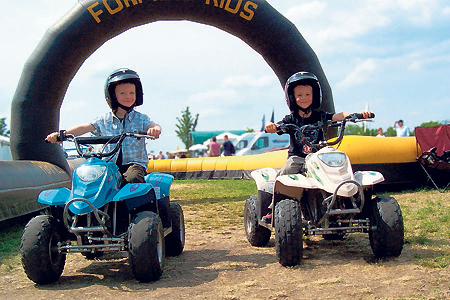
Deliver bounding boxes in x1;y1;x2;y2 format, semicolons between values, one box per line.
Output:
260;114;265;132
270;108;275;123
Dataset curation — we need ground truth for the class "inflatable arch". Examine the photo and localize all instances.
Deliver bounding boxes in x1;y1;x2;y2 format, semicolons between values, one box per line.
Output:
10;0;334;174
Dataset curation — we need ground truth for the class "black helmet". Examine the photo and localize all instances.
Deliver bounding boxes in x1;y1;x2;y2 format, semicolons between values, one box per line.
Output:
105;68;143;111
285;71;322;113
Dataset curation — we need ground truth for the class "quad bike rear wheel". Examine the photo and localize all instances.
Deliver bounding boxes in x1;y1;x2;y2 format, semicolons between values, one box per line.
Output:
20;215;66;284
369;195;404;258
274;199;303;266
165;202;185;256
244;195;271;246
128;211;165;282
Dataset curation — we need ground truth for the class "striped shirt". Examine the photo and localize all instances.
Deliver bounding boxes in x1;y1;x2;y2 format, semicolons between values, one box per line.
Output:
90;109;153;168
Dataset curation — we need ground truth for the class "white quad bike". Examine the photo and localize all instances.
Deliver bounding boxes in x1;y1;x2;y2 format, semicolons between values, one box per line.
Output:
244;113;404;266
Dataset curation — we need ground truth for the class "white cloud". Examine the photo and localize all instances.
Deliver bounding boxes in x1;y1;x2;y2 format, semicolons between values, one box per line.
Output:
443;6;450;15
187;88;238;105
220;75;276;88
285;1;327;21
335;59;378;89
397;0;438;25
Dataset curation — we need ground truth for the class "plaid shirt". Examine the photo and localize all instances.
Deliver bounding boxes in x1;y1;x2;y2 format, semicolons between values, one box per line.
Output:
90;109;153;168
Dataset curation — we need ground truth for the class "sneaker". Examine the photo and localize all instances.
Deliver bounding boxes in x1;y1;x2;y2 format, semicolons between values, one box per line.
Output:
261;213;272;224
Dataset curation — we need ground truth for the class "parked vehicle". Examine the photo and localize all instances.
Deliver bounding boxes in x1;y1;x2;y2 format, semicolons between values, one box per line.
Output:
234;132;290;156
20;132;185;284
244;113;404;266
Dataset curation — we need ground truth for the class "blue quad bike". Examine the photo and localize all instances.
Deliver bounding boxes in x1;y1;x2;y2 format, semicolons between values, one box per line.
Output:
20;132;185;284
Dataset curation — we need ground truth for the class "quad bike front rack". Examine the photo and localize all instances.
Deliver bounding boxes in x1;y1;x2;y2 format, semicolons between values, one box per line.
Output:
60;198;126;254
305;180;371;235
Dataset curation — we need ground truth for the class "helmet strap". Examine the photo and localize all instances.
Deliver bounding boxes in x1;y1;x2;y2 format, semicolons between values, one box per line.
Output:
116;102;135;113
298;105;312;114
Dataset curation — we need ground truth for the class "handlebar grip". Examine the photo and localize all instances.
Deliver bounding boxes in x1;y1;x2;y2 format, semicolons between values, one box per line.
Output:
354;112;375;119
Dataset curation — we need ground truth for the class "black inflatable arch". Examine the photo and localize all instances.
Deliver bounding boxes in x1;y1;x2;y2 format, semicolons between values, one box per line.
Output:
11;0;334;174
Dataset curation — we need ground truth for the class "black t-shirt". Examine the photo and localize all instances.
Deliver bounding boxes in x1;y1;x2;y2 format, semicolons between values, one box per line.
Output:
278;110;334;158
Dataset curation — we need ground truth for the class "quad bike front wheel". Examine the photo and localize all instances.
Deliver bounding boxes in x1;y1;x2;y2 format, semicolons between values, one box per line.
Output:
20;215;66;284
274;199;303;266
165;202;185;256
244;195;271;247
369;195;404;258
128;211;165;282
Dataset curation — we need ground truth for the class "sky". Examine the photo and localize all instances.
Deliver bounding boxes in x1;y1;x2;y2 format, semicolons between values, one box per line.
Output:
1;0;449;154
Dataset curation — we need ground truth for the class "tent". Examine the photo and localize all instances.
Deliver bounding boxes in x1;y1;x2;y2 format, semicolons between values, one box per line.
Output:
203;132;241;146
415;125;450;192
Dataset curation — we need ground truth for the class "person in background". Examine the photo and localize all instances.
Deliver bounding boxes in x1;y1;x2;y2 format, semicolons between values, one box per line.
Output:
376;127;386;137
393;119;410;137
157;151;165;159
208;136;221;157
221;135;235;156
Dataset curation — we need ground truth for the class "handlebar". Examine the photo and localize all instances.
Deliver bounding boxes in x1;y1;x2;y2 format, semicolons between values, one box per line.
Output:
54;131;154;159
276;112;375;150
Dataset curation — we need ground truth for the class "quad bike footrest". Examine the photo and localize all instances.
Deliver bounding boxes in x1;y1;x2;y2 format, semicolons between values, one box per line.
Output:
328;208;361;215
69;226;105;233
306;219;371;235
59;239;125;253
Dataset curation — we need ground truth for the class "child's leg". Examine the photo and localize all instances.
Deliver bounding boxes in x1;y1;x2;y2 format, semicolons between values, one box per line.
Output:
277;155;305;176
120;164;146;184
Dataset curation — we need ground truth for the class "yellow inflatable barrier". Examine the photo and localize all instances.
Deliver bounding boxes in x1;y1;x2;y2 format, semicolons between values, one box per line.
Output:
151;136;422;186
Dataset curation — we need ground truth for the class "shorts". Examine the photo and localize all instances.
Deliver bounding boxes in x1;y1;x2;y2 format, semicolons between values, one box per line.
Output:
278;155;305;176
119;164;147;184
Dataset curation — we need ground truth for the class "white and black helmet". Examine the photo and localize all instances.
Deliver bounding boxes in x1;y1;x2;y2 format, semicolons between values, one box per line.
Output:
284;71;322;113
104;68;143;111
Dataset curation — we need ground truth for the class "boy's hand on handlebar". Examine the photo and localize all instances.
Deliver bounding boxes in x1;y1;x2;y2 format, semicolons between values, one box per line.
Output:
358;111;374;119
45;132;60;143
147;126;161;139
265;122;278;133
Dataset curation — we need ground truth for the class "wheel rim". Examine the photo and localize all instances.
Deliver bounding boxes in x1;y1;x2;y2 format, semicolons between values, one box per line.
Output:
49;232;61;266
179;215;185;243
245;207;253;234
157;229;163;264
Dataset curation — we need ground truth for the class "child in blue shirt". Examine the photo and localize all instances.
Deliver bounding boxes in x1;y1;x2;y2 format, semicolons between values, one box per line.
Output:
46;68;161;184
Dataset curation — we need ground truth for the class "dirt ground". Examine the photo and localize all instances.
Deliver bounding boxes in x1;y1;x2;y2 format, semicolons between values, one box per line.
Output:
1;222;449;300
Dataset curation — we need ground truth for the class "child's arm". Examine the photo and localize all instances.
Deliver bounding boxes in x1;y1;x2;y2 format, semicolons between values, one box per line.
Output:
332;111;372;121
147;123;162;139
45;123;95;143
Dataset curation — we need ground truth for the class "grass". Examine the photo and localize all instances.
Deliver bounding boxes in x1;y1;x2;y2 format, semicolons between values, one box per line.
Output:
1;180;448;271
171;179;256;231
392;189;450;268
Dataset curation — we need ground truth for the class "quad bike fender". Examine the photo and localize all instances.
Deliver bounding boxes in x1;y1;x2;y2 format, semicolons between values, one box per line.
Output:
274;175;310;201
250;168;278;192
113;183;152;202
354;171;384;186
38;187;70;206
274;173;360;199
145;172;174;200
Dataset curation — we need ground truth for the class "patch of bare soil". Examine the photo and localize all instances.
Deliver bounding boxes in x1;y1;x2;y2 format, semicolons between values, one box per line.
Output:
1;227;449;300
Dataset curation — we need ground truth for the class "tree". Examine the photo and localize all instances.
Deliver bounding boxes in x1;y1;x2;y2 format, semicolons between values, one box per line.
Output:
419;121;442;128
175;107;199;150
344;124;377;136
0;118;10;137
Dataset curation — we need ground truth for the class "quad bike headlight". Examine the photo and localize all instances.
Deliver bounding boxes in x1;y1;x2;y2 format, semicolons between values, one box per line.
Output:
76;165;106;181
318;152;347;167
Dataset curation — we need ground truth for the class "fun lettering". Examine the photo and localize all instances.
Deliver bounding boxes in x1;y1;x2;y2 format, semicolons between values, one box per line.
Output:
205;0;258;21
87;0;144;23
87;0;258;24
